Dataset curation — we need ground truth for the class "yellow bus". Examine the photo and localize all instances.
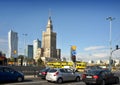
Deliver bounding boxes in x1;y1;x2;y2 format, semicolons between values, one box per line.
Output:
76;62;87;71
46;61;86;71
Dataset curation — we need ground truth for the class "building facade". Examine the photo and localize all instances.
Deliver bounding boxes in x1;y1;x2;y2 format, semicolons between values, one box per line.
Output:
33;39;41;60
26;45;33;59
35;16;61;62
8;30;18;58
42;16;57;58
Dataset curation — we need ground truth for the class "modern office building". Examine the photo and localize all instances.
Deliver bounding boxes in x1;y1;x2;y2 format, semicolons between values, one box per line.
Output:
33;39;41;60
8;30;18;58
26;45;33;59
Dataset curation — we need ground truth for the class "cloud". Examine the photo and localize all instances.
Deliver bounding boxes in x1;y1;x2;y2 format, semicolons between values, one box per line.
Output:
0;38;8;45
77;52;109;62
84;46;106;51
63;45;120;62
92;53;108;58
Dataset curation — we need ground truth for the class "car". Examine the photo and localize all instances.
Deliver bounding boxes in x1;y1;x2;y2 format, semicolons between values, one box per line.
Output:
46;68;81;84
0;66;24;82
84;66;103;73
82;69;119;85
37;67;50;79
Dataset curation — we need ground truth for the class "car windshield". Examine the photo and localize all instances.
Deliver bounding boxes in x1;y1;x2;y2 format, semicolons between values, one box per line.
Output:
86;70;101;75
41;68;50;72
48;69;57;73
86;66;102;69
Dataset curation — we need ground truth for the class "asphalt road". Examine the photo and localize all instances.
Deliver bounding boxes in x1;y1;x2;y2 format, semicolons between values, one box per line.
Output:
1;79;86;85
1;76;120;85
1;76;85;85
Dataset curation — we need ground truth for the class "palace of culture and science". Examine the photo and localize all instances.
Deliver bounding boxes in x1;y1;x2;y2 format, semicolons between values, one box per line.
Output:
34;16;61;62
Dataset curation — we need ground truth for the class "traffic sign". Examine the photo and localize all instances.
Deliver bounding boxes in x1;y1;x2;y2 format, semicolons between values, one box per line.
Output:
72;50;76;56
71;46;77;50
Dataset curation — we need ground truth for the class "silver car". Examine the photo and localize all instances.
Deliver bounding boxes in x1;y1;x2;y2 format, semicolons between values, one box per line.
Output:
46;68;81;83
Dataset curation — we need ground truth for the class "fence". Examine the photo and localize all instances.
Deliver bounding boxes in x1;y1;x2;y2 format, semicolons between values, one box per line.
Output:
5;66;120;77
9;66;45;75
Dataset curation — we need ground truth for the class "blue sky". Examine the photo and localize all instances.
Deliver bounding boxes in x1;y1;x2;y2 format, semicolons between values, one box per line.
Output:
0;0;120;61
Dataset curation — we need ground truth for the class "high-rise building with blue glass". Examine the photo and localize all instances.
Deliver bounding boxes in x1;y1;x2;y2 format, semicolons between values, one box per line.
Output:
26;45;33;59
8;30;18;58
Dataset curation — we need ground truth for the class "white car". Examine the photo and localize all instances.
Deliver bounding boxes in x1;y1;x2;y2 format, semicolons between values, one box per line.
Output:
46;68;81;83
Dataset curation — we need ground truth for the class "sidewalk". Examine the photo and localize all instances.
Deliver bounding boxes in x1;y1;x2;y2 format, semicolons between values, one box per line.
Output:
24;75;38;78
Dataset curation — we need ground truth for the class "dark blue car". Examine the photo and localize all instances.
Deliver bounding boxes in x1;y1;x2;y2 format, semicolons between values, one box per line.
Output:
82;69;119;85
0;66;24;82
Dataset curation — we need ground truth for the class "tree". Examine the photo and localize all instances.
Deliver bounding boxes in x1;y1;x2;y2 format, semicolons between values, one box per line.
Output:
26;58;34;66
18;55;24;66
7;57;14;65
62;57;66;61
37;58;45;67
10;57;14;62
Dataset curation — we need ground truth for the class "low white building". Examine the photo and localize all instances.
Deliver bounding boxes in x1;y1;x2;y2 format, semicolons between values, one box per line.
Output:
88;60;94;64
114;59;120;66
96;60;103;64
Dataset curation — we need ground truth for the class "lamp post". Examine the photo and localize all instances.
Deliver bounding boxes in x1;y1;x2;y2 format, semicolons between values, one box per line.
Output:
22;33;28;57
106;17;115;71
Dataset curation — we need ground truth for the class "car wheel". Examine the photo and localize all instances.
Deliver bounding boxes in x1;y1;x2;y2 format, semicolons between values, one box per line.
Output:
47;80;51;82
76;77;80;82
17;77;23;82
101;80;105;85
115;78;119;84
85;83;90;85
57;78;63;84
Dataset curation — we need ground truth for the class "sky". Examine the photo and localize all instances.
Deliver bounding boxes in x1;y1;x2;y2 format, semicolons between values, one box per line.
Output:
0;0;120;62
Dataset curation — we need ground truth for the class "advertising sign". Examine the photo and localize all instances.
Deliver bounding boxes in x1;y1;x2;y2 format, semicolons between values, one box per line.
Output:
71;46;77;50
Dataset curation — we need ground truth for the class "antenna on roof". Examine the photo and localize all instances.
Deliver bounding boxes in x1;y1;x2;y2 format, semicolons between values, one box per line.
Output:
49;8;51;19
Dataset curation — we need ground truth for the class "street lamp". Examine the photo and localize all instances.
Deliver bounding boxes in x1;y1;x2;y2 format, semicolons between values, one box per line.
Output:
106;16;115;71
22;33;28;57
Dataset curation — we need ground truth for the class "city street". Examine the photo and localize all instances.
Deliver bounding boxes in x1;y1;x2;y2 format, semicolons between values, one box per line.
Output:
2;76;85;85
2;76;120;85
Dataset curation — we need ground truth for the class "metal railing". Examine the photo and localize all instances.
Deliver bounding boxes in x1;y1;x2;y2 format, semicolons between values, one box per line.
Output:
8;66;45;75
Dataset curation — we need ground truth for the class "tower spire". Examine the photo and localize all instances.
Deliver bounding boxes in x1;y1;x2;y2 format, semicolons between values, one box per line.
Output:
49;8;51;19
46;9;53;32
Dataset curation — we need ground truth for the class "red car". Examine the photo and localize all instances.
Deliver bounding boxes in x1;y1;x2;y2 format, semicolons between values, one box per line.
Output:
82;69;119;85
37;67;50;79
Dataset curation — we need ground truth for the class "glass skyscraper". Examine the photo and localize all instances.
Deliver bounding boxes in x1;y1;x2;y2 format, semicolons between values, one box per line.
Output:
26;45;33;59
8;30;18;58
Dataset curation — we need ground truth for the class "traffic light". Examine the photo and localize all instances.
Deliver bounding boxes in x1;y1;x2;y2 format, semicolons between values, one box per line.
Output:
72;55;76;62
116;45;119;50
